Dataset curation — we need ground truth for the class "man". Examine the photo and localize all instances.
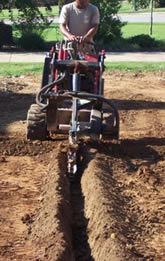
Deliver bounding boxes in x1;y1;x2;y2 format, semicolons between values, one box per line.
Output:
59;0;100;43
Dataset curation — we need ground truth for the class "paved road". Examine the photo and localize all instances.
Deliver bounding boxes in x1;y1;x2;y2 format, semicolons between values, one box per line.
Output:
4;12;165;25
49;12;165;24
0;51;165;62
105;51;165;62
118;12;165;23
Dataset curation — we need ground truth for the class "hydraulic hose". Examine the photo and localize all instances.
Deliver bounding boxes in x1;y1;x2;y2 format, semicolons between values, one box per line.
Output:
36;71;67;109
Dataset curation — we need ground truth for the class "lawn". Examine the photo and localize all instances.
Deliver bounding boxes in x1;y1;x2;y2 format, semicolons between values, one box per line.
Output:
122;23;165;41
11;22;165;51
12;23;63;42
120;0;135;13
44;22;165;50
105;61;165;71
43;24;63;42
1;62;165;76
0;62;43;76
34;22;165;43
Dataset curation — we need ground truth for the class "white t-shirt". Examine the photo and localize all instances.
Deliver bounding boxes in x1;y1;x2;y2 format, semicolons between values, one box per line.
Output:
59;2;100;39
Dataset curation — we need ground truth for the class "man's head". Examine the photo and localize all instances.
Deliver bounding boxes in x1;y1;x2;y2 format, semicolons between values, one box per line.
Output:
75;0;89;9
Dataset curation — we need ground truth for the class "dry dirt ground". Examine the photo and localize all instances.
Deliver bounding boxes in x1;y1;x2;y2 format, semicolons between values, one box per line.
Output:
0;71;165;261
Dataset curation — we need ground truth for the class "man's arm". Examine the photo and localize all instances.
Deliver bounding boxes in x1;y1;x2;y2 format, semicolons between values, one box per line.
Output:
60;23;98;42
59;5;78;41
83;24;98;41
60;24;78;41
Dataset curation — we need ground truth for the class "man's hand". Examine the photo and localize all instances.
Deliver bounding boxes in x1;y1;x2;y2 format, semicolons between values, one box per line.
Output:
60;24;80;42
77;35;89;43
67;34;79;41
68;35;87;43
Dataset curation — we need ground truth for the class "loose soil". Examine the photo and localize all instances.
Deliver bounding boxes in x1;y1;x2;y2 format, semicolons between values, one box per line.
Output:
0;71;165;261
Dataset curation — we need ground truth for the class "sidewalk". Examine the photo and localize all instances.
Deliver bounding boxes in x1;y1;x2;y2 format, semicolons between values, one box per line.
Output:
0;52;46;63
0;51;165;62
105;52;165;62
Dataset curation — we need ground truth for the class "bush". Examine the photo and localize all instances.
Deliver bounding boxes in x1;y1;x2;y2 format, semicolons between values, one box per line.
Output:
18;32;45;50
36;0;58;7
128;34;158;48
58;0;73;6
91;0;124;44
58;0;73;15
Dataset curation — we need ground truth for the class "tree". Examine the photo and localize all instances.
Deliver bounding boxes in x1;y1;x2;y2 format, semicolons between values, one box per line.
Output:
0;0;51;30
91;0;124;44
58;0;73;15
0;0;53;11
0;0;52;50
154;0;165;7
128;0;150;9
14;1;49;33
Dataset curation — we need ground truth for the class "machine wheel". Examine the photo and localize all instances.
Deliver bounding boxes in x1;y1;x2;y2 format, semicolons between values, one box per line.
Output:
27;104;47;140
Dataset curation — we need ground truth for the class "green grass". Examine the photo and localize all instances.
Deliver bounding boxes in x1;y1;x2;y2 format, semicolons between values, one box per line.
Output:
0;62;165;76
119;0;134;13
12;23;63;42
19;22;164;44
11;22;165;51
43;23;165;51
42;22;165;43
0;8;18;19
119;0;165;13
122;23;165;41
43;24;63;42
0;62;43;76
105;62;165;71
38;6;58;17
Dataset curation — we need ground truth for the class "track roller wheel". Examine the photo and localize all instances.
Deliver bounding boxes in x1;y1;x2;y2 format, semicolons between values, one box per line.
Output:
27;104;47;140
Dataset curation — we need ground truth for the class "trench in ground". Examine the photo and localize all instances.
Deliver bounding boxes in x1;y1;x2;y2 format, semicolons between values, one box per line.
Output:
0;137;165;261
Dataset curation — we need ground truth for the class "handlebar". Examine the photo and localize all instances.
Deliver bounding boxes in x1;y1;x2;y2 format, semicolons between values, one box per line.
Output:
61;39;96;46
65;40;96;46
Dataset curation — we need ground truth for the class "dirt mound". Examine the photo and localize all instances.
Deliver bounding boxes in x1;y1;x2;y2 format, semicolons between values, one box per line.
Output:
0;72;165;260
81;142;165;260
